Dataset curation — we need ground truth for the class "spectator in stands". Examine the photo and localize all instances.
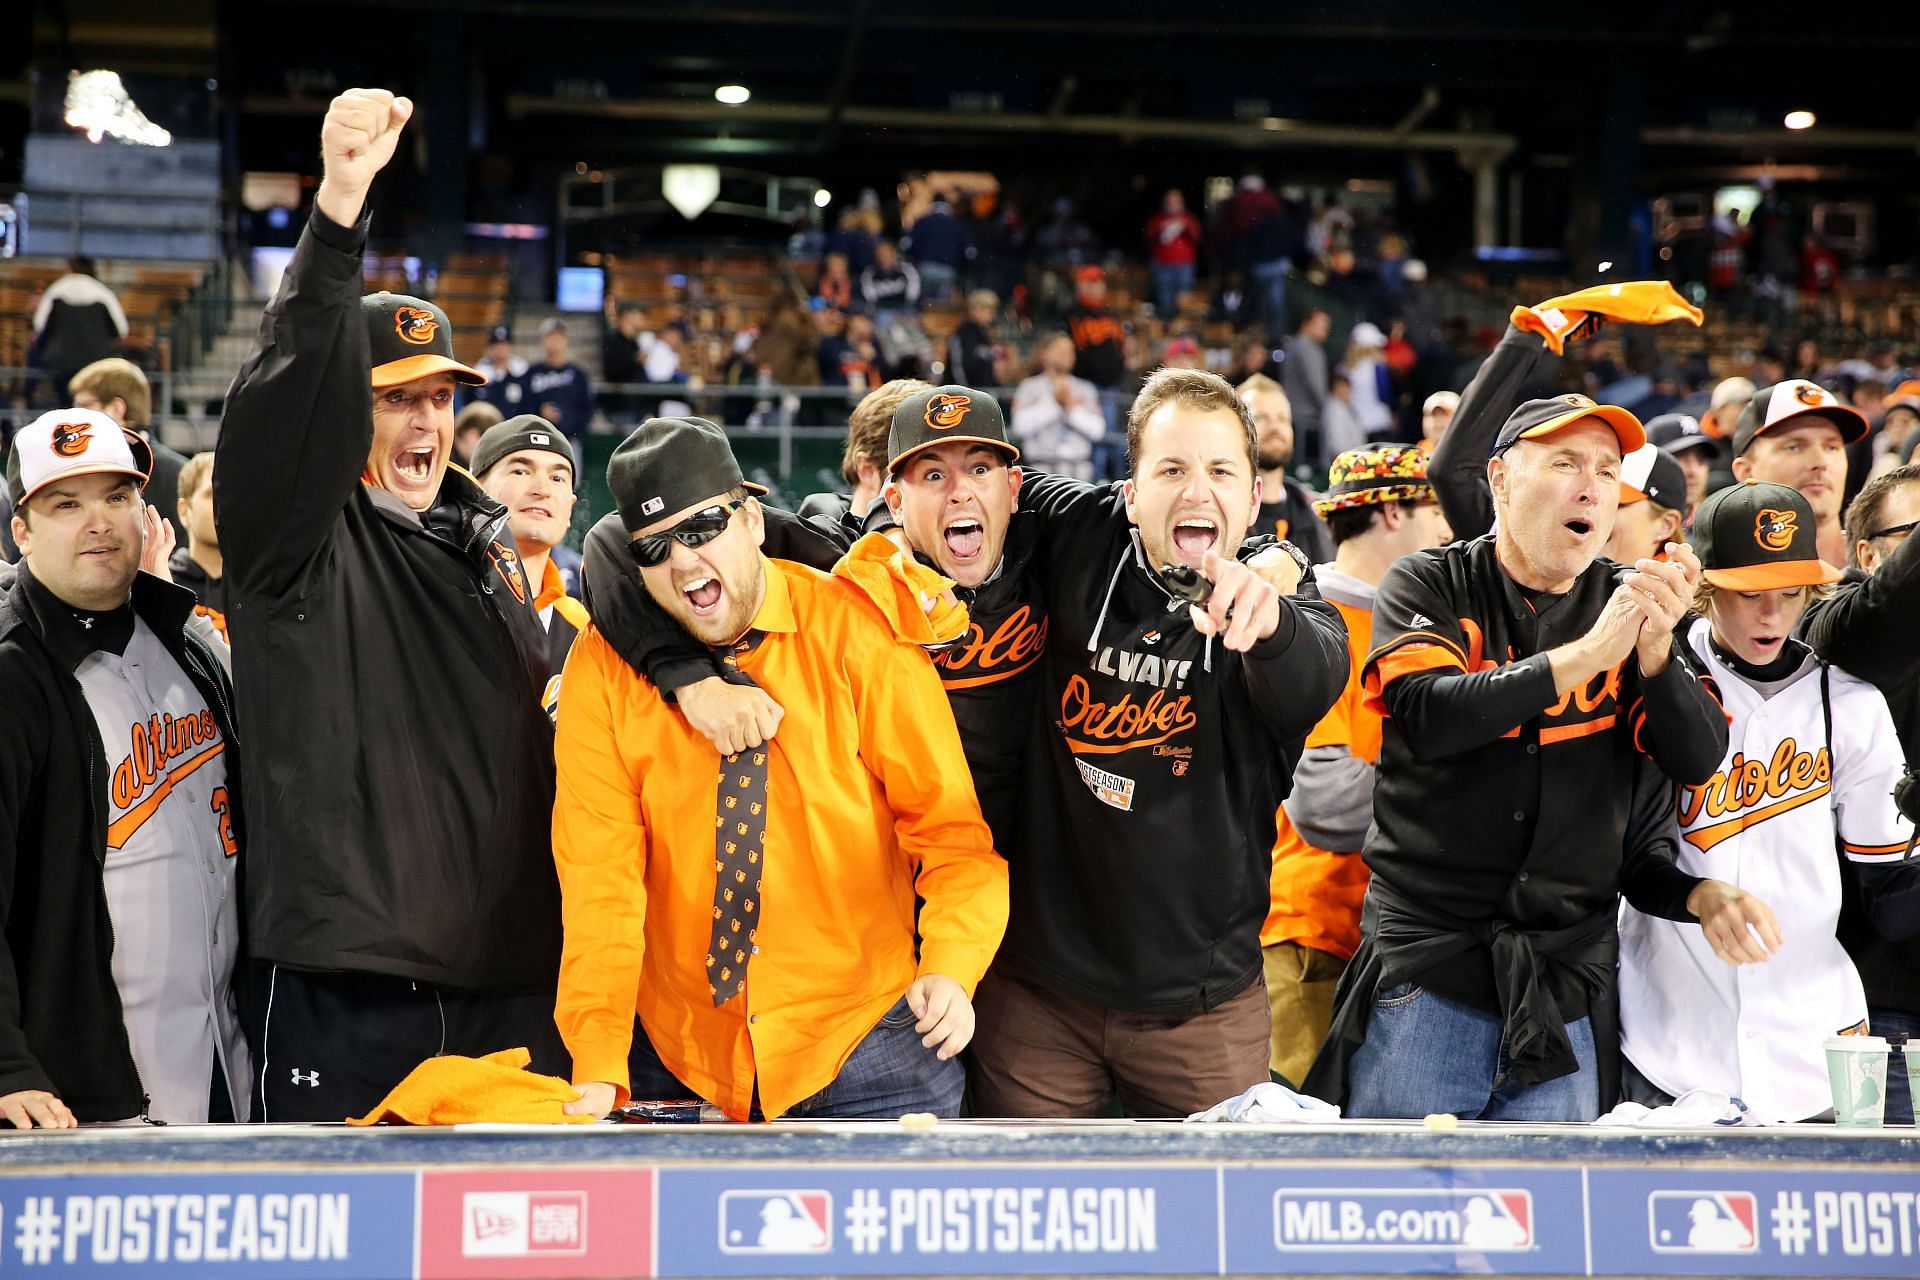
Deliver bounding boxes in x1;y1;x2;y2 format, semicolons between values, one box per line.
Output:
1397;259;1444;351
796;378;933;533
1240;373;1332;564
471;416;585;674
1732;380;1867;568
1031;196;1098;275
1163;336;1205;371
1263;445;1450;1086
526;318;596;448
1010;333;1104;480
1322;372;1366;466
1309;399;1726;1122
1232;337;1281;385
1244;197;1305;331
1144;188;1202;318
757;293;822;392
168;450;227;637
1283;310;1332;467
0;410;249;1127
453;400;503;470
816;307;881;393
30;257;128;394
1420;390;1459;451
1804;464;1920;1122
69;358;187;547
553;418;1007;1123
601;304;646;387
950;290;1003;390
1618;480;1917;1125
814;251;855;311
903;193;972;303
473;325;528;412
1215;174;1282;268
1065;267;1126;391
860;240;921;315
825;207;876;276
1343;323;1395;442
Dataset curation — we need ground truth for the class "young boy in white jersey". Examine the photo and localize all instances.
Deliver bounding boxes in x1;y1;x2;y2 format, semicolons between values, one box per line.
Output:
0;409;250;1127
1619;481;1920;1123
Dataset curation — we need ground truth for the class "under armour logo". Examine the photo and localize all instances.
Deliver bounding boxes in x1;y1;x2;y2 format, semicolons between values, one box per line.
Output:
290;1068;320;1087
1408;613;1434;628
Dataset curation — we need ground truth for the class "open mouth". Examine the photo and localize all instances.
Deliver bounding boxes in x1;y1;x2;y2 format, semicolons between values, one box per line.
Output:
943;518;984;560
1564;517;1594;538
394;447;436;484
682;575;723;614
520;504;554;521
1171;516;1219;558
1750;634;1783;653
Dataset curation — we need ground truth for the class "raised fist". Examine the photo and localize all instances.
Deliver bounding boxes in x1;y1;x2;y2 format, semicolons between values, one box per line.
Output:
316;89;413;223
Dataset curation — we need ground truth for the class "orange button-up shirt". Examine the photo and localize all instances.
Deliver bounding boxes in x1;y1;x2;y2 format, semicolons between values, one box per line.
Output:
552;556;1009;1121
1262;592;1378;960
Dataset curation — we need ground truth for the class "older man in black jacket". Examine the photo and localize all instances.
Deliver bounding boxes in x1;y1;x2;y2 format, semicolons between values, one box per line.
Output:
217;89;562;1122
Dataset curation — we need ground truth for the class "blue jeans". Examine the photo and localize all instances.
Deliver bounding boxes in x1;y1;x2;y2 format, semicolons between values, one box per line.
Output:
916;262;957;304
1250;258;1292;331
1345;982;1600;1121
627;996;964;1120
1149;261;1195;317
1871;1009;1920;1126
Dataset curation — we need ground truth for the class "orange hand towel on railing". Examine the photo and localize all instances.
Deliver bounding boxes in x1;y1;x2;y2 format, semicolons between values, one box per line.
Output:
1510;281;1704;355
345;1048;597;1126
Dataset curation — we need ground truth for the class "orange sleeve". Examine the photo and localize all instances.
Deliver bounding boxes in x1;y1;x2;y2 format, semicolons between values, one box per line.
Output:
1360;642;1466;716
551;627;651;1103
830;535;968;647
841;605;1009;996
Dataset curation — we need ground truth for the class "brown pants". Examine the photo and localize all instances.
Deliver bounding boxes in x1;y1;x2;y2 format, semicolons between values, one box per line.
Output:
968;967;1271;1118
1262;941;1347;1087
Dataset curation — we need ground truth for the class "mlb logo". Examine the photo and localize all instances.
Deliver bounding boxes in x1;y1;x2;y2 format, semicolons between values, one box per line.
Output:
1647;1191;1758;1254
461;1191;589;1258
717;1190;833;1255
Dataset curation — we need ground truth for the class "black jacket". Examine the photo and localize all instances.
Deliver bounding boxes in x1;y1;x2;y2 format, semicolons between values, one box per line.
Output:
0;564;243;1120
1004;474;1349;1014
1800;534;1920;1017
1253;477;1333;567
215;207;560;992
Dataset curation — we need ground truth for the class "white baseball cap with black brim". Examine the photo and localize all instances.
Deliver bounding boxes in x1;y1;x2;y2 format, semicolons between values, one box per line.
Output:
1731;380;1869;456
6;407;154;507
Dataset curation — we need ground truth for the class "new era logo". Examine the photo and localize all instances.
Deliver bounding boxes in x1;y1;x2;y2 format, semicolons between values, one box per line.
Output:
718;1190;832;1254
461;1191;588;1258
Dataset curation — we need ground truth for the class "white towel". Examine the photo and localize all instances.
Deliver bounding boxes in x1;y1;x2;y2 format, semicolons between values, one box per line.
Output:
1186;1081;1342;1124
1595;1090;1757;1127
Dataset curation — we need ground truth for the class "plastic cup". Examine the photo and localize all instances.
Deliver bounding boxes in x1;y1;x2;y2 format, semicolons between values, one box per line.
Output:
1825;1035;1891;1128
1905;1042;1920;1126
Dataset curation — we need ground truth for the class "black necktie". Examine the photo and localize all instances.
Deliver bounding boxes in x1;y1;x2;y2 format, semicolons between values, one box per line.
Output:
707;633;767;1006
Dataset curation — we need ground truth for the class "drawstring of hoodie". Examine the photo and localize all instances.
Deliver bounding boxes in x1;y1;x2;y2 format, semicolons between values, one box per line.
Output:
1086;533;1215;674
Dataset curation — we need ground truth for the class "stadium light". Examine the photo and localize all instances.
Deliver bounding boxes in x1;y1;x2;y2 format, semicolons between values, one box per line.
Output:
1783;110;1816;130
814;188;832;208
715;85;751;106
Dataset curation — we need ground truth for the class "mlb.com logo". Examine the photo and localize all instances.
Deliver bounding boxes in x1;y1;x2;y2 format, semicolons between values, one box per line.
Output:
461;1191;588;1258
1274;1188;1533;1252
1647;1191;1758;1254
718;1190;833;1254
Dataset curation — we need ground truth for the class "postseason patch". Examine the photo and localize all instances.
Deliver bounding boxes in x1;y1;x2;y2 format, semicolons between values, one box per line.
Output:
1074;759;1136;812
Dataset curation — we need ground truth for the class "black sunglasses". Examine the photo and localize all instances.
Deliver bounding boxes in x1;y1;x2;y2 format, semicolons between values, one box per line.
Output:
1869;519;1919;542
629;501;743;567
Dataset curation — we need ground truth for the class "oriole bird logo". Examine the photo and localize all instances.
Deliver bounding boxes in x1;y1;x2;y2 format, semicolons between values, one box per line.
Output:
1755;508;1798;552
49;421;93;458
394;305;439;346
1793;382;1826;407
924;393;972;430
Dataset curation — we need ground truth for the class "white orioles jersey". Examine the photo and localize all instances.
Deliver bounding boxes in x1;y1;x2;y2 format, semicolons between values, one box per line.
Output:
1620;617;1914;1123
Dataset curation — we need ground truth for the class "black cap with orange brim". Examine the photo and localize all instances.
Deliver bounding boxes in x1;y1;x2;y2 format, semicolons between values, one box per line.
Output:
1492;394;1646;458
364;292;487;389
888;385;1019;474
1692;480;1844;591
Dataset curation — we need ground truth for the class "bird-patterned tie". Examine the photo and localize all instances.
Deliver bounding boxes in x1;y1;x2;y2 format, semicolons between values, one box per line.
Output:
707;632;767;1006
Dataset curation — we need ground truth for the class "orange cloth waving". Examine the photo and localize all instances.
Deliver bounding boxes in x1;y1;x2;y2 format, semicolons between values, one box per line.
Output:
346;1047;595;1126
1511;281;1704;355
831;532;970;648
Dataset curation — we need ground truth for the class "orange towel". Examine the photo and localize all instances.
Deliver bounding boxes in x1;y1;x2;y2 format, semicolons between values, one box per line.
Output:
1510;281;1704;355
345;1048;596;1126
829;532;970;648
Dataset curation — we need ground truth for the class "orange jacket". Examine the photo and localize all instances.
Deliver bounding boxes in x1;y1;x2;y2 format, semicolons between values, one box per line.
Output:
552;556;1008;1121
1261;592;1377;960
